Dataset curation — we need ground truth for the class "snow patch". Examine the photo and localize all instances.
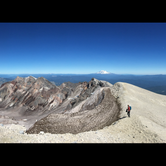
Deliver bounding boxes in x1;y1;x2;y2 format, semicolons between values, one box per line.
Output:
43;87;50;91
31;76;37;80
9;102;14;107
26;76;29;79
97;70;110;74
39;87;43;92
68;98;73;100
25;76;37;81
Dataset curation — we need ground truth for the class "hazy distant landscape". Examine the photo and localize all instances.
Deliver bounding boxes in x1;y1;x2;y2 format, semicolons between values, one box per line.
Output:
1;73;166;95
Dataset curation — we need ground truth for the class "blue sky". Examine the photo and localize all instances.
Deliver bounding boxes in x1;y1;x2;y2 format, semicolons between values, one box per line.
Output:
0;22;166;74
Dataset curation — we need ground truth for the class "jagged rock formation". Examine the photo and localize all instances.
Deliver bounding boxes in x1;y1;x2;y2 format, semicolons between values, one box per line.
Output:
0;76;62;111
27;87;120;134
0;76;122;134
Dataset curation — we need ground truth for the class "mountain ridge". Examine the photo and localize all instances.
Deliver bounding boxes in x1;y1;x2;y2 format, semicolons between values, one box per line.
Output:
0;76;122;133
1;73;166;95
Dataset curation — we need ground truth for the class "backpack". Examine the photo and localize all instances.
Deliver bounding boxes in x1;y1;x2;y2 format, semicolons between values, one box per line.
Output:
130;106;131;110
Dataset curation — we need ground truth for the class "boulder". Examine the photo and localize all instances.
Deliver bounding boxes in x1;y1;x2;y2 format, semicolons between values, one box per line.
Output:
39;131;44;135
19;130;24;134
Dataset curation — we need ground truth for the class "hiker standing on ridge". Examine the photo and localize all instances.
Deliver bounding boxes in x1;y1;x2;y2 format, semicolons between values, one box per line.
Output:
126;105;131;117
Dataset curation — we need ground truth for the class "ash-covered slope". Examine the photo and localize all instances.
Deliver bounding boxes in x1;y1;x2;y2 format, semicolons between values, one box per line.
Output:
0;76;122;134
116;82;166;141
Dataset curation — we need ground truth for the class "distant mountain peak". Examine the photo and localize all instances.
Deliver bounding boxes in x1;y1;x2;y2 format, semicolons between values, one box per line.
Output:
25;76;37;82
28;76;37;80
96;70;111;74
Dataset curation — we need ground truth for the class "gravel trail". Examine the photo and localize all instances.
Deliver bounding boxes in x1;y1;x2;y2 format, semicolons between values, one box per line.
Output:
0;114;164;143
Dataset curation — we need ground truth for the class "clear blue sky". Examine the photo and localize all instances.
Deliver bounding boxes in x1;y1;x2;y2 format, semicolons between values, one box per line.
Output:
0;22;166;74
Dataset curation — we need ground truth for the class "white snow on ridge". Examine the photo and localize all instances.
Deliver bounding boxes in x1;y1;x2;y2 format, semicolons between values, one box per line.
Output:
25;76;29;81
29;76;37;80
25;76;37;80
31;76;37;80
97;70;111;74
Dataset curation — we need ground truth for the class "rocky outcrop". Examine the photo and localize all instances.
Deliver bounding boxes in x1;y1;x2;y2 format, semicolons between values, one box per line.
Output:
26;87;120;134
0;76;122;134
0;76;60;111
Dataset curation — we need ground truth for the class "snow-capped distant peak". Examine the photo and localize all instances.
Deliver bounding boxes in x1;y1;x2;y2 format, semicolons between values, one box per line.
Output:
25;76;30;81
96;70;111;74
25;76;37;80
31;76;37;80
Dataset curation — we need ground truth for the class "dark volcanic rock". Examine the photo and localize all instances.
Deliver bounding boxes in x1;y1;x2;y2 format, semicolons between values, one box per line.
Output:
0;86;9;101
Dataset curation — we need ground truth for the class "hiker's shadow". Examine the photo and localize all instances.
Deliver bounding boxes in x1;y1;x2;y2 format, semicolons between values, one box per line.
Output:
119;116;127;120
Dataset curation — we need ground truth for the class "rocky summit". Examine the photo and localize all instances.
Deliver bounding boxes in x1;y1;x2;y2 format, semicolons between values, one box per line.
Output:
0;76;122;134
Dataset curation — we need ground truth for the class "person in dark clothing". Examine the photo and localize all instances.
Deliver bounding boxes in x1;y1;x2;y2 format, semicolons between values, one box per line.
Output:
126;105;131;117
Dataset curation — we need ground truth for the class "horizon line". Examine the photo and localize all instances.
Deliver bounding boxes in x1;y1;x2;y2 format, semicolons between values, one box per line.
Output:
0;73;166;75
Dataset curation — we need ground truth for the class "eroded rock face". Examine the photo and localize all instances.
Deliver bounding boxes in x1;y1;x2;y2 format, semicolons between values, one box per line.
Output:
27;87;120;134
0;76;122;134
0;76;60;110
